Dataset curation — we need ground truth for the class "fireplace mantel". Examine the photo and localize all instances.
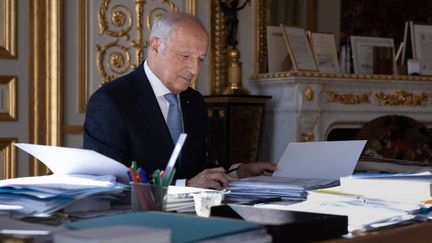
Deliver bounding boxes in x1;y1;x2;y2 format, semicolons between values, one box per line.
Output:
246;72;432;163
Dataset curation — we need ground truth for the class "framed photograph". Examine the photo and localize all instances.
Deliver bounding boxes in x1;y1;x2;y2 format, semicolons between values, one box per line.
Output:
308;32;340;73
411;23;432;75
266;26;291;72
281;25;318;72
350;36;397;75
0;76;16;120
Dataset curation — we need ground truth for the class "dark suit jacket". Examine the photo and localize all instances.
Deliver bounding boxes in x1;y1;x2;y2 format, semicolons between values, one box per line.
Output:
83;63;211;180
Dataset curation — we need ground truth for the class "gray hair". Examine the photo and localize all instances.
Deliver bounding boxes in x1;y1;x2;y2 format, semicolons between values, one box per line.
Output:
148;11;205;55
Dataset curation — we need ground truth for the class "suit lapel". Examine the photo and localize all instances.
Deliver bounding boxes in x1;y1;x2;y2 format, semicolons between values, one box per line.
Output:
132;66;174;154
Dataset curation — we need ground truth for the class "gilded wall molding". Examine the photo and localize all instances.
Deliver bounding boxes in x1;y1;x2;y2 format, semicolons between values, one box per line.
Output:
326;91;370;105
0;75;16;120
0;0;16;58
255;0;270;74
250;71;432;81
78;0;89;113
96;0;179;86
375;90;428;106
0;137;17;179
29;0;62;176
210;0;227;94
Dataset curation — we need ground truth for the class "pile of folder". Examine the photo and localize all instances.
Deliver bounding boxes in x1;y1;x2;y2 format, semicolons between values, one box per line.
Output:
0;174;127;218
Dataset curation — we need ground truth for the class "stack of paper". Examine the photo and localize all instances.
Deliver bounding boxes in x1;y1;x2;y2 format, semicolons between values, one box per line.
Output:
339;172;432;203
0;143;132;218
226;176;337;203
166;186;223;213
226;141;366;203
0;174;127;217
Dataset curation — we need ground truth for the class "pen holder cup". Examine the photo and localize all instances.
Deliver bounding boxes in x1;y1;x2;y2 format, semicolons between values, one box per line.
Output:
130;182;168;211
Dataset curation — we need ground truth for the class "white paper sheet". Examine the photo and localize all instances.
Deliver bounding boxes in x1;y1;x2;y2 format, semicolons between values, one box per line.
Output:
274;140;367;180
15;143;129;183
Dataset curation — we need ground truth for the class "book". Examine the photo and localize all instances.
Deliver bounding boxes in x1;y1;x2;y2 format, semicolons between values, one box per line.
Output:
64;211;265;243
54;225;170;243
340;172;432;202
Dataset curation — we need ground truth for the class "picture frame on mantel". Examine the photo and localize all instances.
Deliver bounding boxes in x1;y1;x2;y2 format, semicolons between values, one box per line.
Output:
307;32;340;73
411;23;432;75
281;25;318;72
266;26;292;73
350;36;397;75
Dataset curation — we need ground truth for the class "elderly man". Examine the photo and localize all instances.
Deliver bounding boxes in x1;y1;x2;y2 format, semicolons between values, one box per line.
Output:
84;11;275;189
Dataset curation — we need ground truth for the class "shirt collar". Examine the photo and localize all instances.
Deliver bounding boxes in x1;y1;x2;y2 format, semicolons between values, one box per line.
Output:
143;60;172;97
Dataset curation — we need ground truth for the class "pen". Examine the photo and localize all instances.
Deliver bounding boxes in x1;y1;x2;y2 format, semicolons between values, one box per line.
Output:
244;197;282;205
138;167;149;183
226;167;239;174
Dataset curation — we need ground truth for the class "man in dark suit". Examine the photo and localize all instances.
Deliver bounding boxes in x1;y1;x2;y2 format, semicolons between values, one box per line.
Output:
84;11;275;189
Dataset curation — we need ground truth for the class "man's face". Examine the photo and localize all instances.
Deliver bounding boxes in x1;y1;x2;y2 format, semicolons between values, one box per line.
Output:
151;25;208;94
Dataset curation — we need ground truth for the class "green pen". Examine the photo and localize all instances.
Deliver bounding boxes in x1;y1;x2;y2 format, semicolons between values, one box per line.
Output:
153;169;161;186
163;168;176;186
132;160;138;171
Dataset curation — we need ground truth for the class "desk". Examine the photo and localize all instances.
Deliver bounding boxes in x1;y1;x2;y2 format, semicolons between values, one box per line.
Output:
324;221;432;243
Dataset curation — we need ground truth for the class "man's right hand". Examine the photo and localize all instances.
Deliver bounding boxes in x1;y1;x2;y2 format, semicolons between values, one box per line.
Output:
186;167;238;190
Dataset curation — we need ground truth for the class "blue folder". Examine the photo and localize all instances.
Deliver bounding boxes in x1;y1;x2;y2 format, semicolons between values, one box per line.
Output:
65;211;261;243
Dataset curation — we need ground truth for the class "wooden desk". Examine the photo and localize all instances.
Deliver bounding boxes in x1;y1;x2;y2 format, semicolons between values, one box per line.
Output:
205;95;271;168
324;221;432;243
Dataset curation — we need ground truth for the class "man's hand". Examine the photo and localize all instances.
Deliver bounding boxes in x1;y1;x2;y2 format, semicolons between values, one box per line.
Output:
236;161;276;178
186;167;238;190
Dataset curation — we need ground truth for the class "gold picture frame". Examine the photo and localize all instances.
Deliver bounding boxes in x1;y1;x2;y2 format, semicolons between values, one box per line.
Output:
0;137;17;179
0;0;16;58
0;76;17;120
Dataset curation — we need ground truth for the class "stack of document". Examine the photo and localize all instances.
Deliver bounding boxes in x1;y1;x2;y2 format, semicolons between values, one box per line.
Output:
339;172;432;203
226;176;337;203
0;143;132;218
0;174;127;218
166;186;223;213
226;140;366;203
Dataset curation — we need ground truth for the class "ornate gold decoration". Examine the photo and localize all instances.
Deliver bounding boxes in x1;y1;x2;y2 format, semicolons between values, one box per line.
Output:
375;90;428;106
250;71;432;81
223;47;249;95
210;1;227;94
0;0;16;58
255;0;269;73
301;132;314;142
326;91;370;105
112;10;126;26
29;0;62;176
97;0;181;85
99;1;132;39
304;87;313;101
97;40;132;85
78;0;88;112
0;137;17;179
0;76;16;120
